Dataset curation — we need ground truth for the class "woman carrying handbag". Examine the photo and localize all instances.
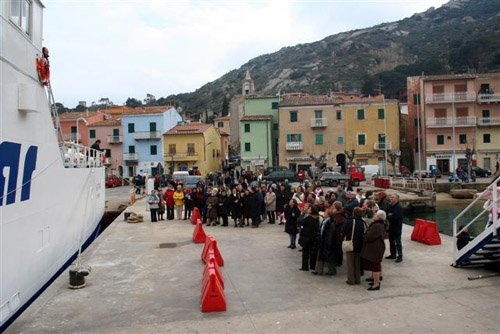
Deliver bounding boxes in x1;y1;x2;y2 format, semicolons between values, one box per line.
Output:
342;207;365;285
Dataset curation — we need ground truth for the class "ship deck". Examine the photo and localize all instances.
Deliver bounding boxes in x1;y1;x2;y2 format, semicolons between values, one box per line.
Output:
7;198;500;333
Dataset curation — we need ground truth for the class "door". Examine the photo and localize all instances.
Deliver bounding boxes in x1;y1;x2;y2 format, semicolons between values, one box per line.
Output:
483;158;491;171
128;166;135;177
289;163;297;172
378;134;386;149
437;159;449;174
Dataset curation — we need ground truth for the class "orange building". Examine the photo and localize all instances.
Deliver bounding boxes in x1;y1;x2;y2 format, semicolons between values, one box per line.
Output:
58;111;105;147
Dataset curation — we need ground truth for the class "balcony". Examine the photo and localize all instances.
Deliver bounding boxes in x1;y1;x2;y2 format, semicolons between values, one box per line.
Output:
286;142;303;151
477;117;500;126
104;157;112;165
164;152;199;161
373;142;392;150
63;133;81;141
107;135;123;144
133;131;161;140
123;153;138;161
425;92;476;104
478;93;500;103
426;116;477;128
310;118;328;128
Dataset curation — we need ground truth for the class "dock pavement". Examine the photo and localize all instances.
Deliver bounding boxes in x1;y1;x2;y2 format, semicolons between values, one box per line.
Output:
7;198;500;334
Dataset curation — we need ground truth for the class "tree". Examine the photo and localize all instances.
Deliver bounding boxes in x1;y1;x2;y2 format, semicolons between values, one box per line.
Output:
344;149;356;168
98;97;113;108
221;96;229;116
125;97;142;108
144;93;157;106
75;104;86;112
54;102;69;114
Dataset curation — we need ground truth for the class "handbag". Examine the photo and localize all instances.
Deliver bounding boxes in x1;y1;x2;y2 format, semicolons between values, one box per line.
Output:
342;220;356;252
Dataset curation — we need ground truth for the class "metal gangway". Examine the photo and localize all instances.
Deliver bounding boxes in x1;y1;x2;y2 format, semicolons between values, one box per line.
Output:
390;177;435;192
453;175;500;267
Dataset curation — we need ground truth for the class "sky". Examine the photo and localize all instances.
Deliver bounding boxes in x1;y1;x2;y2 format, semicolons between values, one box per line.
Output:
42;0;449;107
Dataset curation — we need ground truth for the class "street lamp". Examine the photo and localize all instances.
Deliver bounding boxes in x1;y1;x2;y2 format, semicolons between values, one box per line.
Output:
76;117;88;144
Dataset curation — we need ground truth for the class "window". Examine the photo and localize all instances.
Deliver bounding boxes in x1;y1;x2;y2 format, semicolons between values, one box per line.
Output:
71;126;77;133
217;121;224;128
273;123;279;131
437;135;444;145
168;144;176;154
456;107;468;117
244;123;250;133
245;143;251;152
89;129;96;138
315;134;323;145
378;134;386;149
105;149;111;158
414;118;421;127
338;136;344;144
128;123;135;133
378;108;385;119
357;134;366;146
271;102;279;109
483;134;491;143
413;93;420;105
129;145;135;153
483;109;490;118
336;111;342;120
150;145;157;155
315;110;323;119
357;109;364;120
187;143;195;154
150;122;157;132
290;111;297;122
113;128;119;136
10;0;31;35
459;134;467;144
286;134;302;142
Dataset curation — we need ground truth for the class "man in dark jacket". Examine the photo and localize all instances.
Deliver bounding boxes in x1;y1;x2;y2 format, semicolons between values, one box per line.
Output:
344;191;360;219
386;194;404;262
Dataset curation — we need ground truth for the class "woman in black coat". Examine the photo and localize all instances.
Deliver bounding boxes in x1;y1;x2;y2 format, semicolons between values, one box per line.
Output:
342;207;366;285
229;188;243;227
241;189;252;226
298;205;320;271
284;199;301;249
217;189;230;226
276;184;289;223
313;208;337;275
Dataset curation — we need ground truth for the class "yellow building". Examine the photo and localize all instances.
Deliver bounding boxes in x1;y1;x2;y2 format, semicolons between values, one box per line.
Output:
163;123;222;175
214;115;231;138
343;97;400;173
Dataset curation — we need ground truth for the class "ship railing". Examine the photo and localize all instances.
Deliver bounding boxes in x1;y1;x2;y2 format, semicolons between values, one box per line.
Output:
452;174;500;265
60;141;104;168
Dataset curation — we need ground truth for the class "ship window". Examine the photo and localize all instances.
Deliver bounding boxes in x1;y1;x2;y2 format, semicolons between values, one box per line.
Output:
10;0;31;35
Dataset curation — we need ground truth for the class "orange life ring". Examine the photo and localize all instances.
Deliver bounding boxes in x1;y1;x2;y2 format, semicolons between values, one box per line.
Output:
36;56;50;86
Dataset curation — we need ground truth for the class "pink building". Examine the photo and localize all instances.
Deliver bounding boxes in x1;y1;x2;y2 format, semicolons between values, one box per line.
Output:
58;111;105;147
88;118;124;176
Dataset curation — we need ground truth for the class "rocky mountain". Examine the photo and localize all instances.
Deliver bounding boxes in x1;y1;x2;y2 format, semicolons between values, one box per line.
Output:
170;0;500;117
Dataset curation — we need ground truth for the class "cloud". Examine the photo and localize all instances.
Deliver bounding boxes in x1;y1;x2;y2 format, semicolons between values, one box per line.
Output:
42;0;448;107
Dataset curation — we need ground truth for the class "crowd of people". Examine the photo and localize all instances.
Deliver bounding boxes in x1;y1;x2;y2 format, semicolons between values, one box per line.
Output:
145;172;404;291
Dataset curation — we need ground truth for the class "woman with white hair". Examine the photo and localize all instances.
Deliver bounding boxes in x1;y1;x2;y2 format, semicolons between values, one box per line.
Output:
361;210;387;291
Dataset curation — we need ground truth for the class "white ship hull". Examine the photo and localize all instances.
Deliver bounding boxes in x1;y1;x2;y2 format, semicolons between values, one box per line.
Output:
1;1;105;330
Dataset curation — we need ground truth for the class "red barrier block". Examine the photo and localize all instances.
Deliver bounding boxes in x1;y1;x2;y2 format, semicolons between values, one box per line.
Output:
422;220;441;246
191;207;201;225
201;268;226;312
202;254;224;289
202;238;224;267
193;219;207;244
411;219;426;241
416;220;430;242
201;234;214;261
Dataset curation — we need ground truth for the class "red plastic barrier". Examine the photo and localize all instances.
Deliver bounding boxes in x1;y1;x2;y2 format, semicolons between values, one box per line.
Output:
422;220;441;245
384;179;390;189
191;207;201;225
202;252;224;289
201;234;213;261
202;238;224;267
411;219;426;241
193;219;207;244
201;268;226;312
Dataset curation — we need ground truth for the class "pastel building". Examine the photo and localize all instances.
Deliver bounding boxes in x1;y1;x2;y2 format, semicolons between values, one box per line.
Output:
240;115;273;171
407;73;500;173
58;111;105;146
121;106;182;178
163;123;222;175
88;118;123;176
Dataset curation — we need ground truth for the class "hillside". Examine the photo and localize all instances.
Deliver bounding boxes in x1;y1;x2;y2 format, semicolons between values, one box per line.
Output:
169;0;500;116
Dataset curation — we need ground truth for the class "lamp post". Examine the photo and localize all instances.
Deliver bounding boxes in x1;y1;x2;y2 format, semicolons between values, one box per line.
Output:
76;117;88;144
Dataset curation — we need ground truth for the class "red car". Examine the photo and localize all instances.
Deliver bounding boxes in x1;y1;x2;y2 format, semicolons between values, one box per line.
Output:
105;175;122;188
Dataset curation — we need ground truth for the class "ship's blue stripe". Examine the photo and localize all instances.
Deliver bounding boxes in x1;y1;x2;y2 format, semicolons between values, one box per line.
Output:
0;223;102;333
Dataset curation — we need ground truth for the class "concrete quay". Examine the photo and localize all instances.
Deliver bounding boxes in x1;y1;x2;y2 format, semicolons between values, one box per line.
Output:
7;199;499;334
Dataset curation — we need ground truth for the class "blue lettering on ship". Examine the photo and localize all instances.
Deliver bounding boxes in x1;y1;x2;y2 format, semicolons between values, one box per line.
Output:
0;141;38;206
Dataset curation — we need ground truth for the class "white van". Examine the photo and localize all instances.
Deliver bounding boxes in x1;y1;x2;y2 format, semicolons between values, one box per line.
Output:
362;165;379;178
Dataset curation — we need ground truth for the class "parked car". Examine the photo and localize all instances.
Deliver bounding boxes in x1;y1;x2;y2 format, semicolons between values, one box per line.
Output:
265;166;289;175
105;175;122;188
461;165;491;178
262;169;296;182
319;171;350;187
180;175;203;189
